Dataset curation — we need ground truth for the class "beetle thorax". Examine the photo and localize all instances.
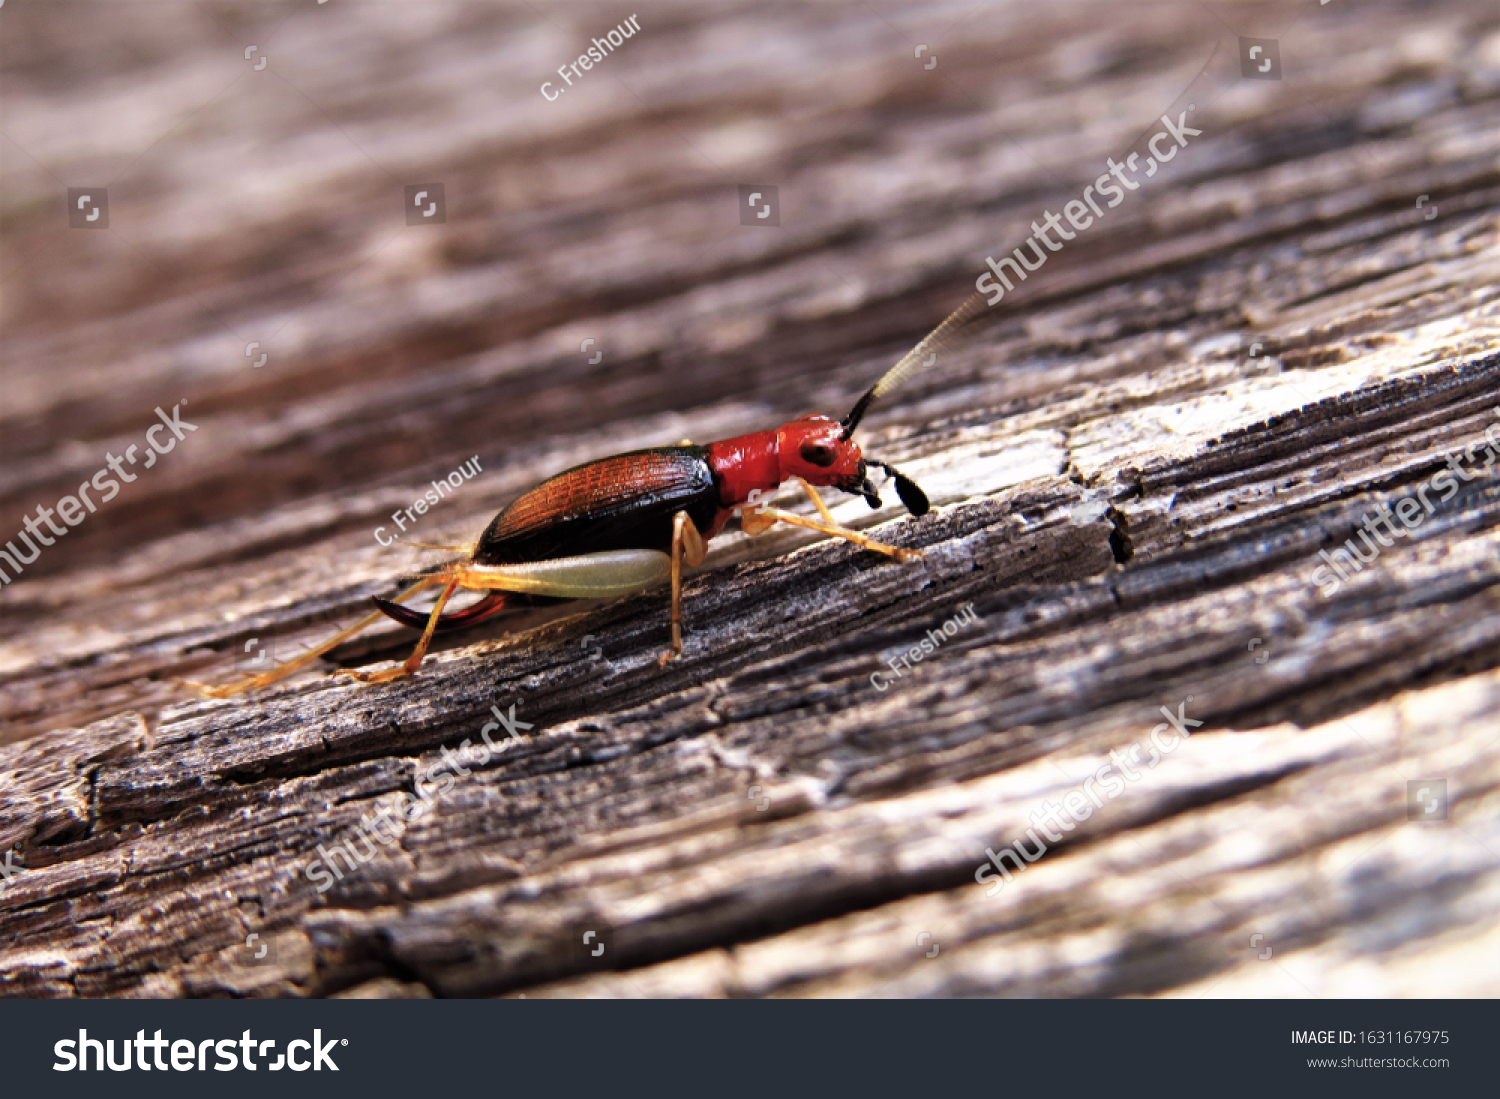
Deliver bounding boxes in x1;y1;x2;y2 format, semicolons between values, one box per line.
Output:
704;429;783;507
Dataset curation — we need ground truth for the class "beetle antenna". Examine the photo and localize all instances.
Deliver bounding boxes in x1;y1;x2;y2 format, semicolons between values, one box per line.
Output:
867;459;930;517
840;291;988;440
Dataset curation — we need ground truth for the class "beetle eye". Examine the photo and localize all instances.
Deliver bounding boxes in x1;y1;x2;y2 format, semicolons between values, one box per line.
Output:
799;442;837;467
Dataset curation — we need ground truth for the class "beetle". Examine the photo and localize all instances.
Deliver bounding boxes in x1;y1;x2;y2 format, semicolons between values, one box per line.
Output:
195;320;948;698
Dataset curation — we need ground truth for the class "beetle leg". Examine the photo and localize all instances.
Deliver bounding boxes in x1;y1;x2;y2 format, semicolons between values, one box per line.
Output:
449;549;671;599
193;552;675;695
660;510;707;665
188;573;452;697
740;500;779;536
341;578;460;684
374;590;514;631
750;506;923;561
794;476;839;525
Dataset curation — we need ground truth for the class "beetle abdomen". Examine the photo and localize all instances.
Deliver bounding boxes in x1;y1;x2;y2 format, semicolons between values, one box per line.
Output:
475;447;719;565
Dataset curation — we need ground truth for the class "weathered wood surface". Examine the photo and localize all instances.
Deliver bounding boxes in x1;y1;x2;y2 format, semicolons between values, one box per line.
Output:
2;0;1500;997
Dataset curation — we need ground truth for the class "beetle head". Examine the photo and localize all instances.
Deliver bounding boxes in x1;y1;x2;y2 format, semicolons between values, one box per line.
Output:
776;414;929;517
777;414;865;492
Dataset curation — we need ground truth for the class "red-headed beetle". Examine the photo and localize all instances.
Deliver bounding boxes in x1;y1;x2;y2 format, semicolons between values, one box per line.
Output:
195;311;958;697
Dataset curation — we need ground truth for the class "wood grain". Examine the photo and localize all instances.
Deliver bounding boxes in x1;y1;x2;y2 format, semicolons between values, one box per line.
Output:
1;0;1499;997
